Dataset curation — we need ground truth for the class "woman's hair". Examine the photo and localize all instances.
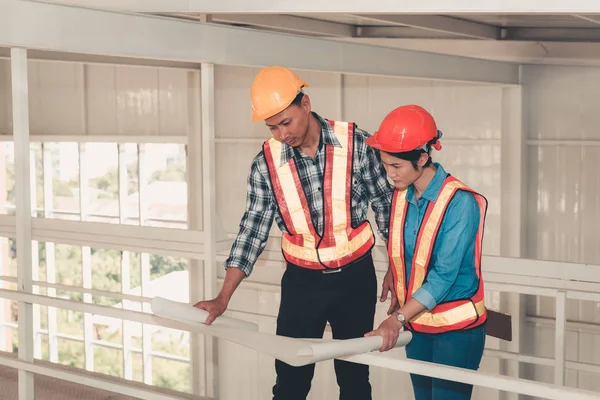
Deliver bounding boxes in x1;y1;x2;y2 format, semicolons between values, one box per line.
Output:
386;148;432;171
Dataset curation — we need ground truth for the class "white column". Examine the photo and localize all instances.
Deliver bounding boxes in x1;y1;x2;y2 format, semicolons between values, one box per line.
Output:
554;291;567;386
201;63;218;398
30;151;41;360
118;144;132;380
138;143;153;385
11;47;35;400
500;84;526;400
79;142;94;371
42;143;58;363
186;69;206;396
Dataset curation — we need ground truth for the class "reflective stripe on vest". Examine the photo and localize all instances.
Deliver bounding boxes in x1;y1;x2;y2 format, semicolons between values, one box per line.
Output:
263;120;375;270
389;175;488;333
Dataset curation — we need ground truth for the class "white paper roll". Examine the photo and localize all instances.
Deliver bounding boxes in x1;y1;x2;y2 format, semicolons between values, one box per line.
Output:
151;296;412;367
151;296;258;331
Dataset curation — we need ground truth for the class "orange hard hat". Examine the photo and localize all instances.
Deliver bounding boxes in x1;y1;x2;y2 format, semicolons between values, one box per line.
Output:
250;66;309;122
366;105;442;153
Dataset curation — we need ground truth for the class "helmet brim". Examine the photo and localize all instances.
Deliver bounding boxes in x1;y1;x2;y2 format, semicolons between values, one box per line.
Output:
366;133;405;153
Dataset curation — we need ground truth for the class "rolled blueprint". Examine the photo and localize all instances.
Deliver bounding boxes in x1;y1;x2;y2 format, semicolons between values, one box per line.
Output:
151;296;413;367
151;296;258;331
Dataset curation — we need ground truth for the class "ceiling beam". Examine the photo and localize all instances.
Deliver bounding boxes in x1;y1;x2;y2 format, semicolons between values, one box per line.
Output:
571;14;600;25
352;14;500;40
505;28;600;42
343;37;600;66
356;26;486;39
211;14;356;37
41;0;600;13
0;0;520;85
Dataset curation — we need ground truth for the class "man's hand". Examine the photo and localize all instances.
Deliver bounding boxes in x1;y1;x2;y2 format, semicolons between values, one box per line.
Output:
380;268;399;315
364;315;403;352
193;267;245;325
193;295;229;325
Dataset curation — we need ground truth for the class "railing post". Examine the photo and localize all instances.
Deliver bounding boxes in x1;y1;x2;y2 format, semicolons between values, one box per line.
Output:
554;290;567;386
11;47;35;400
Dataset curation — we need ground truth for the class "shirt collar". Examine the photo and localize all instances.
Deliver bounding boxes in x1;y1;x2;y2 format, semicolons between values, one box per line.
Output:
278;112;342;166
406;163;448;204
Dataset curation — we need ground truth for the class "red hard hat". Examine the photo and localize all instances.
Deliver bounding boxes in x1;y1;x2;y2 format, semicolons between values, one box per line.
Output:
366;105;442;153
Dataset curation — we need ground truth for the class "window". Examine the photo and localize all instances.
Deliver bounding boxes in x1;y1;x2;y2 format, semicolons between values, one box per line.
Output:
34;142;187;228
141;143;187;229
85;143;119;223
0;237;18;353
34;240;191;391
0;143;15;215
4;138;191;392
49;142;81;220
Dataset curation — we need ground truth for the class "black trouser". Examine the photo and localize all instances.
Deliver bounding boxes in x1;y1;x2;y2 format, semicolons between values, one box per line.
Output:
272;253;377;400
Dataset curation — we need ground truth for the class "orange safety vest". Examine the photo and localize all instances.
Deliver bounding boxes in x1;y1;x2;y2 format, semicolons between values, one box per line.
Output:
389;175;488;333
263;120;375;270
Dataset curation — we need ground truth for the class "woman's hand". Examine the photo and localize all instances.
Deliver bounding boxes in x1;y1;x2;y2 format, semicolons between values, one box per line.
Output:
364;315;403;352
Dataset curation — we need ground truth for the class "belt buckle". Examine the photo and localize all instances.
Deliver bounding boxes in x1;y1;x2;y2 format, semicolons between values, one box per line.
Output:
322;268;342;275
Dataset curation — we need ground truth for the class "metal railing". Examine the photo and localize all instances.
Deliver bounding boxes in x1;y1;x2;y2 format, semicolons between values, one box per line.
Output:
1;253;600;399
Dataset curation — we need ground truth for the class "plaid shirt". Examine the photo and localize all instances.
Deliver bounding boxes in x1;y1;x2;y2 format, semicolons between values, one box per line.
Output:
225;113;394;276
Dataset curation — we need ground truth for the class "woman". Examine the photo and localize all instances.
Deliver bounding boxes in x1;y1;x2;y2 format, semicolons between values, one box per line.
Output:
364;105;488;400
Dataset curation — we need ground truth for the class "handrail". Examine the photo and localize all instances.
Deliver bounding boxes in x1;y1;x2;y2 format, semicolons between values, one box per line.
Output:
0;352;206;400
0;288;599;399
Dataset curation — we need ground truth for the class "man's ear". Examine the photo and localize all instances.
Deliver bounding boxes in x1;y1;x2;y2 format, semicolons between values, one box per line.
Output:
301;94;311;114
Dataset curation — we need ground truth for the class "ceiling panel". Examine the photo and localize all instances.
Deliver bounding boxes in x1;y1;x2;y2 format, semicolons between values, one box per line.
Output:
293;13;401;26
452;14;600;28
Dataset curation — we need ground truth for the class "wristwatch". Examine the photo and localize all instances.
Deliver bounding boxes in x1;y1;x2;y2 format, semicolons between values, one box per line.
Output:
393;312;406;328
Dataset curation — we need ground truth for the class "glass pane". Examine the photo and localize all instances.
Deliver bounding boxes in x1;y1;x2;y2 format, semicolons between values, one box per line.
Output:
122;143;140;225
57;309;83;336
132;352;143;382
152;358;190;393
152;328;189;358
57;337;84;368
86;143;119;223
150;255;188;283
39;305;48;330
0;237;17;278
142;143;187;229
40;333;49;361
94;346;123;378
90;248;121;301
0;142;15;215
0;304;17;352
55;243;82;287
36;241;46;282
50;142;80;220
31;142;44;216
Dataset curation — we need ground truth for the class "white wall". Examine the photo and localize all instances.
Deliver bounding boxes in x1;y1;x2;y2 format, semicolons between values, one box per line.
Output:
4;58;600;399
0;60;11;135
522;64;600;394
214;65;507;400
0;59;195;138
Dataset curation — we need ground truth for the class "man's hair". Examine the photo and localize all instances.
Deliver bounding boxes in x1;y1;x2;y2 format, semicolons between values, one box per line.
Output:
290;91;304;107
387;148;433;171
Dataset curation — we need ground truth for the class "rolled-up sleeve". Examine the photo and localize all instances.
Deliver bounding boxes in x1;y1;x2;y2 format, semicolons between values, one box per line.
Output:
223;155;276;277
361;136;394;241
412;191;480;310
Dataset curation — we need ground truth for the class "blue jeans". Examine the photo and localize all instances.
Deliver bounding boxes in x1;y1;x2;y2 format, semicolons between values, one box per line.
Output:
405;324;486;400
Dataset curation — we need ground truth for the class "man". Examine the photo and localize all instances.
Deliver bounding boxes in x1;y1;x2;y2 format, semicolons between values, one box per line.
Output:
194;66;394;400
364;105;488;400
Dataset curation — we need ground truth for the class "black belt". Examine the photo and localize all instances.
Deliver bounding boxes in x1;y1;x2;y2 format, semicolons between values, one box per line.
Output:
287;251;373;274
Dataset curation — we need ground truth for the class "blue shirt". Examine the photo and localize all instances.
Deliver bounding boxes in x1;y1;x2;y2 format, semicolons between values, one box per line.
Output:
404;163;481;310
